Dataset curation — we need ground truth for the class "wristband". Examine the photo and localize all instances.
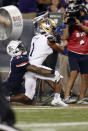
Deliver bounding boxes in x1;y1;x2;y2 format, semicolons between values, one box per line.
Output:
51;69;55;74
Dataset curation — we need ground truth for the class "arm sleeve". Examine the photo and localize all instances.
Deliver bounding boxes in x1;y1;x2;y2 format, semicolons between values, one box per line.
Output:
47;33;61;43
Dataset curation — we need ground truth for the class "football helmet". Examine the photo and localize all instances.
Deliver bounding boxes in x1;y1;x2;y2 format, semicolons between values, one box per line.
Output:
39;18;56;34
7;40;25;57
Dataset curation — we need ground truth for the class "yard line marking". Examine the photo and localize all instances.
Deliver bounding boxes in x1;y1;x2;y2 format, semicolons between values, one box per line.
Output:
71;105;88;107
16;122;88;128
13;106;64;110
0;124;17;131
13;106;88;110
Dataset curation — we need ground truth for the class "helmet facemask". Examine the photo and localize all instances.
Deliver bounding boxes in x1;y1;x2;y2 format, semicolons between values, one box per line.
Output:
7;41;26;57
17;43;27;56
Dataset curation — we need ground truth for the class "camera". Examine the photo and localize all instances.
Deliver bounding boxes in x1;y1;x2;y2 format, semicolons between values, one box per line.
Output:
66;0;87;25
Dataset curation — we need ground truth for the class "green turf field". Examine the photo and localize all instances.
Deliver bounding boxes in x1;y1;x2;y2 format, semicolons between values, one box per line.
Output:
12;105;88;131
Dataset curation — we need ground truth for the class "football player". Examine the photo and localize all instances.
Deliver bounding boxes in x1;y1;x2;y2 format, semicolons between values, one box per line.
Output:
24;18;68;106
3;40;66;106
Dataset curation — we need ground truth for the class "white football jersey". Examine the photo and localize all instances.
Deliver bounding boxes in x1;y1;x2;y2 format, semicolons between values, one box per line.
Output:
29;33;53;65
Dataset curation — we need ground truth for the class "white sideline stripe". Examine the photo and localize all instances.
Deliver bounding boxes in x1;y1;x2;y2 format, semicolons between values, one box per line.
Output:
0;124;17;131
16;122;88;128
13;106;88;110
13;107;65;110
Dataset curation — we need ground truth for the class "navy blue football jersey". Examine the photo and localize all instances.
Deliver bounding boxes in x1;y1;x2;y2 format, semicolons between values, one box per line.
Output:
6;55;30;89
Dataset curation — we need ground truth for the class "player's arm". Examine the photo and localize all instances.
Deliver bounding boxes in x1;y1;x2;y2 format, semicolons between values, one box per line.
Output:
0;15;10;26
16;56;54;76
47;34;64;52
26;65;55;76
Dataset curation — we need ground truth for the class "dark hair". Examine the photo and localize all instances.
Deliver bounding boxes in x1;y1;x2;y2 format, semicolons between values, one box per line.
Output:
51;0;63;8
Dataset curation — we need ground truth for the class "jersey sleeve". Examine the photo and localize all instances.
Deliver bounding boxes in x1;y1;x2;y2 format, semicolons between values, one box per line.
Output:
15;55;30;70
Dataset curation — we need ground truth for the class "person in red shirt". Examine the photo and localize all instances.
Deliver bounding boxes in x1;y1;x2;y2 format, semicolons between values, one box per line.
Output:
63;4;88;104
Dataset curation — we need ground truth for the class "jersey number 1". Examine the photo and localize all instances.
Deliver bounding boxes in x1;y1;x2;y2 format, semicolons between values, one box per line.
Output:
30;43;34;56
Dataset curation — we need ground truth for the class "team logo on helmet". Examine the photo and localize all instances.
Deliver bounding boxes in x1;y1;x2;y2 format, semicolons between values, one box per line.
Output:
39;18;56;34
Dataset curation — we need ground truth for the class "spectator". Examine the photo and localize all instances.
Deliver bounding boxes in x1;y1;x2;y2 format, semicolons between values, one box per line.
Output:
57;23;81;102
18;0;38;19
37;0;51;14
63;4;88;104
3;0;18;7
62;0;68;8
47;0;65;13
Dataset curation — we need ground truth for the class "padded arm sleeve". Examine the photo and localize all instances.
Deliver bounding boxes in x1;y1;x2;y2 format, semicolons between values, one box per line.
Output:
47;32;61;43
47;35;57;43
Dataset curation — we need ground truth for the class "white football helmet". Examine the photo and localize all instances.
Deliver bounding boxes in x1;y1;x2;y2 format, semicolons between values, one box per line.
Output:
7;40;25;57
39;18;56;34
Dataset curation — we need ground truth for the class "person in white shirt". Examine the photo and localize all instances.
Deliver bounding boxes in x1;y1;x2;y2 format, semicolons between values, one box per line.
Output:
24;18;68;107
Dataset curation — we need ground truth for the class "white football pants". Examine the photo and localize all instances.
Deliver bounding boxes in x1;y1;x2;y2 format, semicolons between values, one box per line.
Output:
24;65;63;99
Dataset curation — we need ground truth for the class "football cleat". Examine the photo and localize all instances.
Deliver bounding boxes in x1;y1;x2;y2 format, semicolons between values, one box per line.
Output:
77;97;88;104
51;97;68;107
63;96;77;104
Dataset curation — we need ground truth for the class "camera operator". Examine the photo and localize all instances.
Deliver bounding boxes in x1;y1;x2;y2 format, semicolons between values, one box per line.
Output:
63;1;88;104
